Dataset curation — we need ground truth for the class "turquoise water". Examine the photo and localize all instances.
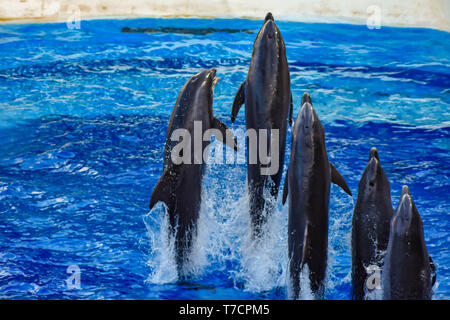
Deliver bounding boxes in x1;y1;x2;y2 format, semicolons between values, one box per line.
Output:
0;18;448;299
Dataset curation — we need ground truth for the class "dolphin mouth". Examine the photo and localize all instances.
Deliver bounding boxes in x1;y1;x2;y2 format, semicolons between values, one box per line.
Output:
212;75;219;90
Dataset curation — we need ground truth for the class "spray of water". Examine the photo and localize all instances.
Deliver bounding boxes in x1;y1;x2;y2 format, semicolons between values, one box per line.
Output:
144;139;355;299
143;203;178;284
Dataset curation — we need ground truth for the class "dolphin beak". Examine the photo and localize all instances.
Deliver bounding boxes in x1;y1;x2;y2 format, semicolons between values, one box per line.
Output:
265;20;275;38
265;12;274;22
302;92;312;105
212;75;219;90
208;68;217;80
205;68;218;91
366;156;378;187
401;185;411;197
393;185;413;234
300;102;314;147
365;147;380;187
369;147;379;161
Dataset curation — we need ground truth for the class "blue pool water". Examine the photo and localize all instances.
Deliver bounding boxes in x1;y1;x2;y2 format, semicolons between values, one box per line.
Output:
0;18;449;300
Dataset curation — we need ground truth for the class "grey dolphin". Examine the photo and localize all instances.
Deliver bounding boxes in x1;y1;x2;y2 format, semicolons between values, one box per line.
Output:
150;68;238;278
231;12;293;237
382;186;436;300
351;147;393;300
282;92;352;299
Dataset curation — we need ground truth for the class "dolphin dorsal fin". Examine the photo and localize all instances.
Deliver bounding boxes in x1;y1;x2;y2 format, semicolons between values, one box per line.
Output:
149;164;181;211
330;163;352;196
212;117;239;151
282;169;289;205
429;256;436;286
231;81;246;123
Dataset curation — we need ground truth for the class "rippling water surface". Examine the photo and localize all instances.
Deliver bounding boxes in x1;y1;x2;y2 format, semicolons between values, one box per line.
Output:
0;18;449;299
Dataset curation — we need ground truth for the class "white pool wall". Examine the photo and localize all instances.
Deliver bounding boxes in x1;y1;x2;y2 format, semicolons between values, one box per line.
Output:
0;0;449;31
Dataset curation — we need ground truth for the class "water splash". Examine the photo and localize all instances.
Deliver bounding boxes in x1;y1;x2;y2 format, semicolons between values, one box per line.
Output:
143;203;178;284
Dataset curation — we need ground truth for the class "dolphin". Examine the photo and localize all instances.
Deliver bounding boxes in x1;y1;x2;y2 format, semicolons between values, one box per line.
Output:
282;92;352;299
351;147;394;300
230;12;293;237
149;68;238;277
382;186;436;300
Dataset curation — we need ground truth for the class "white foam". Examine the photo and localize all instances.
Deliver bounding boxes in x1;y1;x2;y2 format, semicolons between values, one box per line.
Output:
143;203;178;284
144;144;355;298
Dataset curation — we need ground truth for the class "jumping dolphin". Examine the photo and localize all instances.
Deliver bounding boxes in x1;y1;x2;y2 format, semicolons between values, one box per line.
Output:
150;68;238;277
282;92;352;299
351;147;393;300
382;186;436;300
230;12;293;237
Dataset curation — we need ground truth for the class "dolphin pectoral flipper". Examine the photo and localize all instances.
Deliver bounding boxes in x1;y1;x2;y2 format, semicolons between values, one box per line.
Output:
430;256;436;286
289;92;293;126
282;170;288;205
301;224;311;264
231;81;245;122
212;117;239;151
149;164;181;210
330;163;352;196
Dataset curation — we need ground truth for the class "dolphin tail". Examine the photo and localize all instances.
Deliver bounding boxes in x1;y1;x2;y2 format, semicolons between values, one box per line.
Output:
429;255;436;286
149;164;181;211
212;117;239;151
282;169;289;205
231;80;245;122
330;163;352;196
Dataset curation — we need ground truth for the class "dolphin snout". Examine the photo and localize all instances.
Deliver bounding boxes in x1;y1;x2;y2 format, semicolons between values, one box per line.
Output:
366;156;379;187
401;185;411;197
207;68;217;79
393;186;413;234
300;103;314;147
265;12;274;22
369;147;379;161
302;92;312;105
301;103;314;127
264;20;276;38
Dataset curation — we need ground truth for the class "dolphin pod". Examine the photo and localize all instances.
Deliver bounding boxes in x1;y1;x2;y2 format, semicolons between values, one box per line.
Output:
148;13;436;299
351;151;435;300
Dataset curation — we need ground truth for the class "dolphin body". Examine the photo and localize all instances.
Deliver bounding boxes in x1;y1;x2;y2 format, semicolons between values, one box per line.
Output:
150;68;237;277
382;186;436;300
351;148;393;300
282;93;352;299
231;13;293;236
